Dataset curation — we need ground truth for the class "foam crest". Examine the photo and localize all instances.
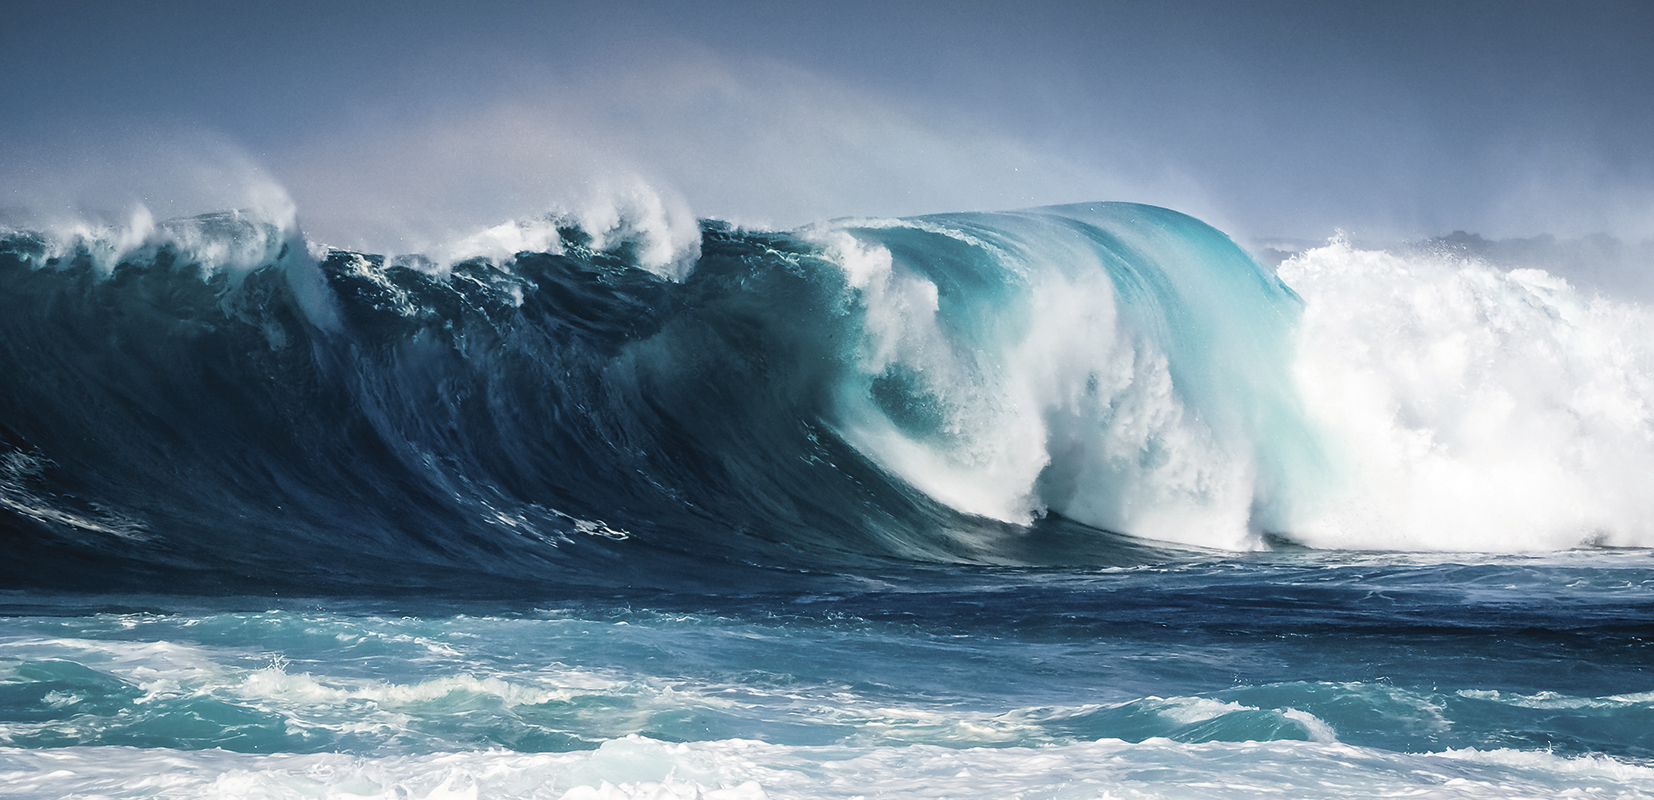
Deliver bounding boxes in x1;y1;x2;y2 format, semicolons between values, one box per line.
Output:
426;182;701;281
1282;239;1654;549
5;205;155;276
233;666;603;711
1457;689;1654;710
434;217;571;270
6;206;304;280
570;182;702;281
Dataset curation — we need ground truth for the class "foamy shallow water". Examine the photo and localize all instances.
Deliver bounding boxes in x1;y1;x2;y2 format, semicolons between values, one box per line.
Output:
2;552;1651;798
7;736;1654;799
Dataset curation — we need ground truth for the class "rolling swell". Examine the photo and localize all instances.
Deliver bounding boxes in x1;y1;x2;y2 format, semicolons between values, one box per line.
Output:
6;207;1215;595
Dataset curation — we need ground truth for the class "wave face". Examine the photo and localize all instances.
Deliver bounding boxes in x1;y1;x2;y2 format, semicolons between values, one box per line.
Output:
2;202;1650;593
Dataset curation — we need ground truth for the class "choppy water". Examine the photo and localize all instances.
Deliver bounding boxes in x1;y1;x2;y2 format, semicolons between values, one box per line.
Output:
3;552;1653;798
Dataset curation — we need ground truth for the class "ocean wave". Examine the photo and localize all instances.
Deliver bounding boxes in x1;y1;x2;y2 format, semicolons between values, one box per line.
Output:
3;201;1653;593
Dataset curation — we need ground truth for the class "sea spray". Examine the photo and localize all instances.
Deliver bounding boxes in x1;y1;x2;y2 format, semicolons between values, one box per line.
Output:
1283;238;1654;550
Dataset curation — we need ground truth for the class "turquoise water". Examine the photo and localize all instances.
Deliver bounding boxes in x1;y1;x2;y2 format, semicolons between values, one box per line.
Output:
4;552;1653;797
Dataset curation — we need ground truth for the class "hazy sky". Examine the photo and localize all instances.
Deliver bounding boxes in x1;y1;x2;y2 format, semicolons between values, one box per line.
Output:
4;0;1652;251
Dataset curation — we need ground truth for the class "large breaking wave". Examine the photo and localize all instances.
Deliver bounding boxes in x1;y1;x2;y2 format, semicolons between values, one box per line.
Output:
3;201;1651;593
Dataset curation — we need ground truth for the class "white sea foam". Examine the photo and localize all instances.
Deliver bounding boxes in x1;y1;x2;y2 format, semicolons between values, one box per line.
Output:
421;181;702;282
1282;239;1654;550
8;205;302;279
1457;688;1654;710
1131;696;1249;726
5;736;1652;800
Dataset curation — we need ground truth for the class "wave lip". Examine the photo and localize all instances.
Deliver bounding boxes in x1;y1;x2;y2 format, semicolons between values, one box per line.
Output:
818;202;1325;550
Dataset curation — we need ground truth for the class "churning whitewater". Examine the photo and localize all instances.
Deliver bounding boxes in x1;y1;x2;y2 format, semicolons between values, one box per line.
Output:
2;199;1652;799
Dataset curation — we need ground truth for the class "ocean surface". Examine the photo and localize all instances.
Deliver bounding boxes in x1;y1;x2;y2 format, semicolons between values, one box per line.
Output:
2;201;1651;798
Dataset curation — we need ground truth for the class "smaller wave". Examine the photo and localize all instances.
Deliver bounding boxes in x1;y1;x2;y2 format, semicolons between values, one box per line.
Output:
1458;688;1654;710
1022;695;1339;745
